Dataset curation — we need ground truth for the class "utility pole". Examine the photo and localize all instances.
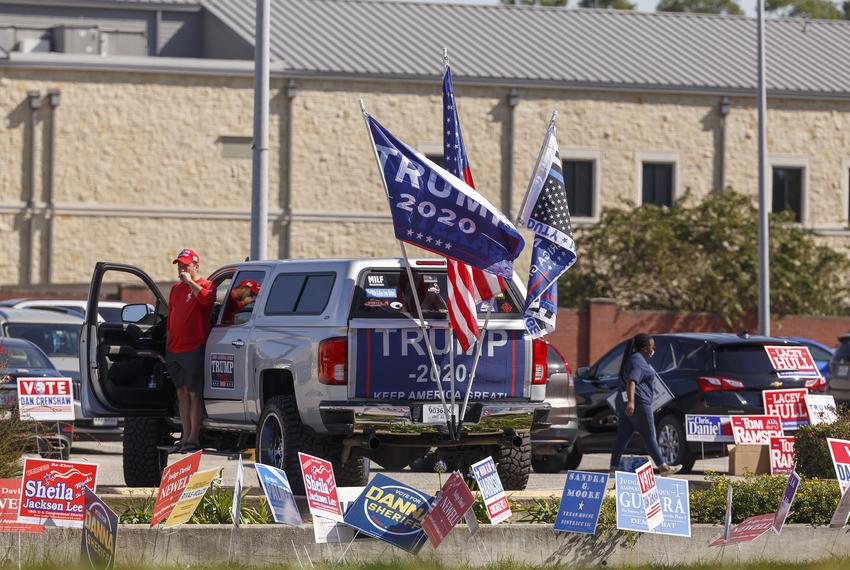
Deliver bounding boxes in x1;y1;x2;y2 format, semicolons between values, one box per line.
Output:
250;0;270;260
757;0;770;335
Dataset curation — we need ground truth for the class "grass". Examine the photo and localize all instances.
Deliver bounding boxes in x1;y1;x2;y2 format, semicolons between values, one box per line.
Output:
12;560;850;570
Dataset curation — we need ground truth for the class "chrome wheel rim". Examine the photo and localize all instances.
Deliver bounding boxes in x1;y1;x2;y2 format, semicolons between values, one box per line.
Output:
657;424;679;465
258;414;285;468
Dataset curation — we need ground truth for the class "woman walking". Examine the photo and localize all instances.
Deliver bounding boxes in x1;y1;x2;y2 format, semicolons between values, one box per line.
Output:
609;333;682;475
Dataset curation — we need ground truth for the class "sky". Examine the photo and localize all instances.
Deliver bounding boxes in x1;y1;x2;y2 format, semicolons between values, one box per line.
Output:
426;0;763;17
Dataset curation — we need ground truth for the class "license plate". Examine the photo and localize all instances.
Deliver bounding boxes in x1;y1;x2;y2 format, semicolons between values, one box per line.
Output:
422;403;458;425
839;364;849;377
92;417;118;427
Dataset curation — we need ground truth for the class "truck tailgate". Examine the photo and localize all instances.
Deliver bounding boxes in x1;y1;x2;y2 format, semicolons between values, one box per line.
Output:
348;322;530;401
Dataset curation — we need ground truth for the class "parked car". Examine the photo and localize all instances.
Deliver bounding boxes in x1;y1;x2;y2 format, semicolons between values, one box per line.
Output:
530;342;577;473
0;337;73;459
0;308;120;437
0;299;127;323
571;333;824;473
828;334;850;404
785;337;833;378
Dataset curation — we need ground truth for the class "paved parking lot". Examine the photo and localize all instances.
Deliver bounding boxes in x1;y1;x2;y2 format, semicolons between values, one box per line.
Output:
63;439;729;492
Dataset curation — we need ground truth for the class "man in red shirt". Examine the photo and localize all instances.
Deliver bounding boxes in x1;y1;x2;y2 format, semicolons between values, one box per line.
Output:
166;248;214;453
222;280;260;325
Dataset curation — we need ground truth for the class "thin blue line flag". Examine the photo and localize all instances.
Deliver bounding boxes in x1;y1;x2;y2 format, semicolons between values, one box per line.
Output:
367;114;524;278
517;119;577;337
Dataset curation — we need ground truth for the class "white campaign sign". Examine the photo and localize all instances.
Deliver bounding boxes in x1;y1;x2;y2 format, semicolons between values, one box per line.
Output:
16;377;74;421
805;394;838;425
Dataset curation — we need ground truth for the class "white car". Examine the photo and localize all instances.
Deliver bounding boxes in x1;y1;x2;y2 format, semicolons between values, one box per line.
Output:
0;299;126;323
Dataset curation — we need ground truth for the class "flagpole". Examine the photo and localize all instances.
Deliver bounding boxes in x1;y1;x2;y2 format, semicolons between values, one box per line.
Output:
459;305;492;427
516;110;557;227
443;48;459;437
359;99;455;437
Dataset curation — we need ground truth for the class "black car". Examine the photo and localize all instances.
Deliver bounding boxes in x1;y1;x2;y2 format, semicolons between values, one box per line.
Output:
570;333;825;473
0;337;73;459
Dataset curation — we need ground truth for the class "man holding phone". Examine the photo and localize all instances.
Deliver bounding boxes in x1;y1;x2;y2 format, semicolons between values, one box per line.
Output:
165;248;214;453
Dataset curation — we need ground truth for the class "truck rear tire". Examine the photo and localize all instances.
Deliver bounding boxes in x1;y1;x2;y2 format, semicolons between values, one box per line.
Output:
123;417;169;487
256;395;310;494
336;457;370;487
496;432;532;490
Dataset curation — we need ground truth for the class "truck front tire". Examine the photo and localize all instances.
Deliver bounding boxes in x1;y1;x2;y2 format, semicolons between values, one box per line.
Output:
496;432;532;490
123;417;169;487
256;395;308;494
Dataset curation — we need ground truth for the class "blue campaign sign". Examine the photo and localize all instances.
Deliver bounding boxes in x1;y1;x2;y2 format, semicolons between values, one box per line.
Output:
367;115;524;278
615;472;691;537
353;328;525;401
685;415;734;443
554;471;608;534
254;464;303;527
343;473;433;554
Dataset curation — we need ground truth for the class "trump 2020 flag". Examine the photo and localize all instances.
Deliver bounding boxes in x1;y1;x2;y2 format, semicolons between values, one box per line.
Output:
366;114;524;279
517;117;577;337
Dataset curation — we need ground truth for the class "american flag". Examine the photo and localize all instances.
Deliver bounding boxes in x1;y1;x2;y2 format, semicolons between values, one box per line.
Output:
443;65;502;350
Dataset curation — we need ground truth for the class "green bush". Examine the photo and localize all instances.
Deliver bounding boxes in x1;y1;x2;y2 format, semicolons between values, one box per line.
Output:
794;406;850;479
117;488;273;524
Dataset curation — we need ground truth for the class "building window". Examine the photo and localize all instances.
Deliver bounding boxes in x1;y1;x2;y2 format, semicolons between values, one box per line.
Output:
642;163;674;207
425;154;444;169
772;167;803;223
562;160;594;218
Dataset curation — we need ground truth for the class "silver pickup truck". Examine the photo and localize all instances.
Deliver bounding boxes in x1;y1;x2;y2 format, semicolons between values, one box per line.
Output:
81;258;570;490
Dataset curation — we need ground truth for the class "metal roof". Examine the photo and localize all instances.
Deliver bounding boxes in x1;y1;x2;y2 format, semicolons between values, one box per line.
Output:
202;0;850;97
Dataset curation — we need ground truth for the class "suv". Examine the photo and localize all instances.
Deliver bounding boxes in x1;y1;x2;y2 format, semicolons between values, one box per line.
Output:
571;333;824;472
80;259;554;490
828;334;850;404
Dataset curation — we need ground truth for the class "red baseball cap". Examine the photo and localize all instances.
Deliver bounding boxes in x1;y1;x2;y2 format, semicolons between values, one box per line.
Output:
238;280;260;295
172;248;199;265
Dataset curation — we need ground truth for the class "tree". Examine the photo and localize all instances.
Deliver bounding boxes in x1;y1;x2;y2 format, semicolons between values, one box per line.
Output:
656;0;744;15
766;0;844;18
558;191;850;327
578;0;637;9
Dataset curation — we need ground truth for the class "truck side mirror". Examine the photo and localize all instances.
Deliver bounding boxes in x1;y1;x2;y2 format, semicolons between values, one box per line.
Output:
122;304;152;324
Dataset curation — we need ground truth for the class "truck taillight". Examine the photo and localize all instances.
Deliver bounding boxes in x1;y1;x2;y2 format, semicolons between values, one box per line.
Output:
318;337;347;385
697;376;744;392
805;376;828;392
532;338;548;385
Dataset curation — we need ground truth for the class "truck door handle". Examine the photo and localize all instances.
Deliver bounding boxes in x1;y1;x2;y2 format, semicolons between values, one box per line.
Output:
231;340;245;348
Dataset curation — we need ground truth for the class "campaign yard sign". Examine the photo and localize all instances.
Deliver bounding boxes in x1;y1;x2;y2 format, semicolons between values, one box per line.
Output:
685;415;734;443
163;468;220;529
81;488;118;570
150;451;202;526
636;462;663;531
709;514;774;547
470;457;511;524
554;471;607;535
764;345;820;378
730;415;784;445
230;455;243;528
313;487;364;545
254;464;303;527
615;472;690;537
772;470;800;535
0;479;43;533
16;377;74;421
769;436;796;476
18;458;98;527
298;452;342;522
805;394;838;425
763;389;809;430
343;473;433;554
422;472;475;548
829;487;850;529
827;438;850;494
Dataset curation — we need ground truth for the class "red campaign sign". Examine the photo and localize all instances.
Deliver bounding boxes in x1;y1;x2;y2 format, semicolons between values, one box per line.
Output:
769;436;796;475
827;438;850;495
709;513;774;547
150;451;202;526
17;458;98;528
298;453;342;521
730;415;784;445
0;479;43;534
763;389;810;430
422;472;475;549
764;346;819;375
